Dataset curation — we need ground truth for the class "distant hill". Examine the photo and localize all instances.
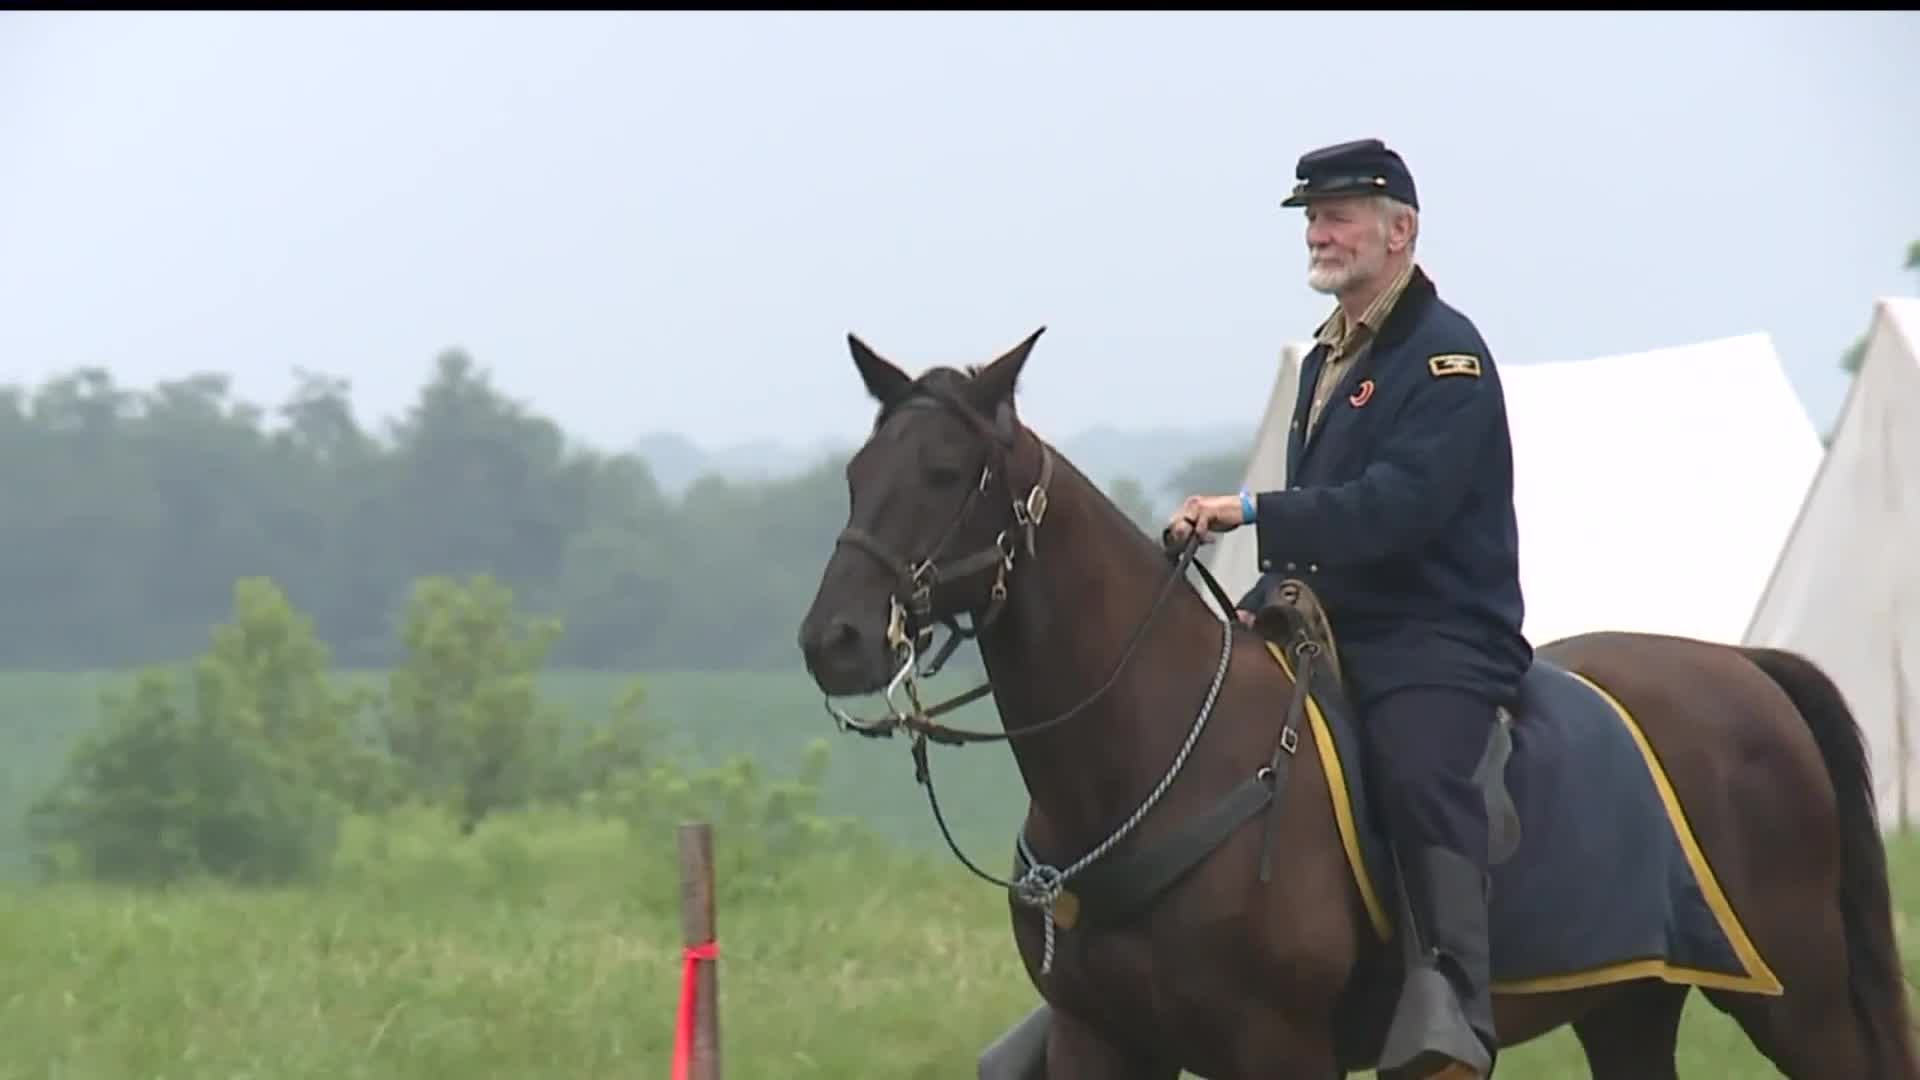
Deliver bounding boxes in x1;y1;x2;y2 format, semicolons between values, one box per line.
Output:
630;424;1255;502
1059;423;1254;499
630;431;849;496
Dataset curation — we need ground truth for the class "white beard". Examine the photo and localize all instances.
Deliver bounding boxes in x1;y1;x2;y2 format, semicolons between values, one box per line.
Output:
1307;243;1385;296
1307;259;1351;295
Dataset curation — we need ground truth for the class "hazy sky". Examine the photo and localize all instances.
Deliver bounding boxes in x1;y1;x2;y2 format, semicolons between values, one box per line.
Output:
3;11;1917;454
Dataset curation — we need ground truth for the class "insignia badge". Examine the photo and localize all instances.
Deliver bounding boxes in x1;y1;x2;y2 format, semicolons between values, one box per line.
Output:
1349;379;1375;407
1428;353;1482;378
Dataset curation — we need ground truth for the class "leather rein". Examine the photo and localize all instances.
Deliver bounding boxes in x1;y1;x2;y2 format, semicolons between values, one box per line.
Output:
821;381;1324;943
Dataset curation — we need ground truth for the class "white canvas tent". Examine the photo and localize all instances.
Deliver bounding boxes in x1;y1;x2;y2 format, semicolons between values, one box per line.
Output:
1744;296;1920;830
1201;340;1310;614
1204;332;1824;652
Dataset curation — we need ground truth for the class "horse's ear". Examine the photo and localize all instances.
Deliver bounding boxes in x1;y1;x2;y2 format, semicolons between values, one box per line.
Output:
848;333;912;406
968;326;1045;412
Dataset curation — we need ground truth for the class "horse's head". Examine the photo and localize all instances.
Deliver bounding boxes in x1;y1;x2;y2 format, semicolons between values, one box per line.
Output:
798;327;1051;698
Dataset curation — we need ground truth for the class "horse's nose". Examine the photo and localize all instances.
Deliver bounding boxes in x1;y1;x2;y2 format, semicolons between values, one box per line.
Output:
800;615;873;693
819;617;861;657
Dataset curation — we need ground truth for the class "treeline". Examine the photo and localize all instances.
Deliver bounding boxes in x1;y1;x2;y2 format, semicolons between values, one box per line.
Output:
26;573;854;887
1;350;1241;672
0;351;1247;672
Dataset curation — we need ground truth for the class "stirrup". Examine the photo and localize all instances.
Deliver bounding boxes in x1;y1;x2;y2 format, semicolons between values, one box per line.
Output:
1379;962;1493;1076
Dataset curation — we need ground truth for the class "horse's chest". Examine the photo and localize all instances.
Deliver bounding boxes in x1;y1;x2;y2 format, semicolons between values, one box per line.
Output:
1027;920;1161;1020
1028;915;1270;1070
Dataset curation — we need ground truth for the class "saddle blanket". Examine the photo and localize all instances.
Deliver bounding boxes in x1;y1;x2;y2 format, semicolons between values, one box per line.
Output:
1266;643;1783;995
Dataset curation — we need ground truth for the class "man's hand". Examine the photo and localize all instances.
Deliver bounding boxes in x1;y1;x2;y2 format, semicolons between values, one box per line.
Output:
1164;493;1246;550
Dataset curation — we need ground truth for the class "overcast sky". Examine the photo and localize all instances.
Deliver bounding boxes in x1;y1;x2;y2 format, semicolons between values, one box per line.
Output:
3;11;1916;453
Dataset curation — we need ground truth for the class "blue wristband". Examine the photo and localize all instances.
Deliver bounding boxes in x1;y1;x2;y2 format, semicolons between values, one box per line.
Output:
1240;490;1256;523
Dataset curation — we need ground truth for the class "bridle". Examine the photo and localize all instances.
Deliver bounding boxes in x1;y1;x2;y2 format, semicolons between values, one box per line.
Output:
826;378;1046;738
820;375;1301;973
822;377;1230;750
828;383;1050;731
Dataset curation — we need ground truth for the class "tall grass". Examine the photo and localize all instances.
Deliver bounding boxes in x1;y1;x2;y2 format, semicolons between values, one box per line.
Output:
3;804;1917;1078
6;669;1919;1076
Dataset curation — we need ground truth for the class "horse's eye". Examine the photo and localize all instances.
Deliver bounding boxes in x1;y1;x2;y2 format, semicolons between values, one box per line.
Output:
926;463;963;488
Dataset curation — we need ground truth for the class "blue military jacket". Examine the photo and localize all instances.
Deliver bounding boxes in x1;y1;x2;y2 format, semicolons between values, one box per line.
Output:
1239;267;1533;709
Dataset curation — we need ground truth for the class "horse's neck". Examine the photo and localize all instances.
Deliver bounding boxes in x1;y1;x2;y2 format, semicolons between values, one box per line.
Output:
975;447;1227;842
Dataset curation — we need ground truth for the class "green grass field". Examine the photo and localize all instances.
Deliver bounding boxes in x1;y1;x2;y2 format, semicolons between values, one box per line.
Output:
3;669;1917;1077
2;805;1917;1078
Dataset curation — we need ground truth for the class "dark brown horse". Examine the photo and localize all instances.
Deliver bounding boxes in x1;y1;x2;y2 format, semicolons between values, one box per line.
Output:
795;328;1917;1079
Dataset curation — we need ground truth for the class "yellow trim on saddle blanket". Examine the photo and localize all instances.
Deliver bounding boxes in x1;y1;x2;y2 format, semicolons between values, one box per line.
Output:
1259;642;1784;997
1263;641;1394;941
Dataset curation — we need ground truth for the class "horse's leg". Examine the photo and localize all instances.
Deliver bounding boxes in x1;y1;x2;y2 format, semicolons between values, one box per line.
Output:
1229;1025;1339;1079
1704;976;1877;1079
1696;698;1904;1076
1697;879;1888;1078
1569;981;1688;1080
1045;1007;1178;1080
1705;648;1920;1079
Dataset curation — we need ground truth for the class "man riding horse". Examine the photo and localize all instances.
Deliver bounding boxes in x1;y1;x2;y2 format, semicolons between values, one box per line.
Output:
1167;137;1531;1079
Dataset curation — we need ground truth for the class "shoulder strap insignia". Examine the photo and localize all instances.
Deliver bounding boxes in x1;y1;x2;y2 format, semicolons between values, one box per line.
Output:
1428;353;1482;378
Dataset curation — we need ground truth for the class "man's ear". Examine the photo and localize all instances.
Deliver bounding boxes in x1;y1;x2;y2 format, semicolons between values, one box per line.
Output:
968;326;1045;414
1384;200;1417;255
848;333;912;406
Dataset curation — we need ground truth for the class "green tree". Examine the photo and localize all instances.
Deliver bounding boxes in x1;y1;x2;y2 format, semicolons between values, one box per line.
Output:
0;341;1189;674
1841;237;1920;374
201;578;390;811
379;574;568;832
24;579;358;885
540;679;665;810
1163;449;1248;503
1105;475;1159;535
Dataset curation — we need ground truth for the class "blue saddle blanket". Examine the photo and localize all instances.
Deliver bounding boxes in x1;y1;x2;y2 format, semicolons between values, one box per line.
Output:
1265;643;1782;995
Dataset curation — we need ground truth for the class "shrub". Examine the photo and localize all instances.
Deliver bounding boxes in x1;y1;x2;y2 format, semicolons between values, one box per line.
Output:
26;579;364;885
378;574;568;831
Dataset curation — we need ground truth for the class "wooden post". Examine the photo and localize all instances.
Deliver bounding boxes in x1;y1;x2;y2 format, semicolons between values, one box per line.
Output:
678;822;720;1080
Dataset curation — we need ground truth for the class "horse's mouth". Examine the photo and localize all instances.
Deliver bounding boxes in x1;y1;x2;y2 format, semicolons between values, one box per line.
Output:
810;633;925;737
810;665;891;700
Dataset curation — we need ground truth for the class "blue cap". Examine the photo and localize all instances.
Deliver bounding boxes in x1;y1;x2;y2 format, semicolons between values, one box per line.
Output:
1281;138;1418;211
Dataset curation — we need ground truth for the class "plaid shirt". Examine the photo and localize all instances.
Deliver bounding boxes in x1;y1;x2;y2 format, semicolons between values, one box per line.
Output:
1304;260;1418;436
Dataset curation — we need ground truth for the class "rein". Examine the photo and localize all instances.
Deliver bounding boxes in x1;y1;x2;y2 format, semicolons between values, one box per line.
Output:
819;379;1309;974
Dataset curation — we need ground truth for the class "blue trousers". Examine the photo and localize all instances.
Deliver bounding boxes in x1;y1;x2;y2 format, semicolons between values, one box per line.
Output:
1361;685;1498;872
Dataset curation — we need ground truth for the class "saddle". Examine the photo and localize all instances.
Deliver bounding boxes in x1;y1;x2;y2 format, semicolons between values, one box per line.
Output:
1243;576;1519;868
1245;576;1346;691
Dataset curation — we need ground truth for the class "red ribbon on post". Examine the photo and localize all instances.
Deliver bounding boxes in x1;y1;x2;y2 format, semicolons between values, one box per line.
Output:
672;939;719;1080
676;822;719;1079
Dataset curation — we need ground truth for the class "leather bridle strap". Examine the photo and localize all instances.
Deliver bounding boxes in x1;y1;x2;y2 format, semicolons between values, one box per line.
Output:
830;383;1051;665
